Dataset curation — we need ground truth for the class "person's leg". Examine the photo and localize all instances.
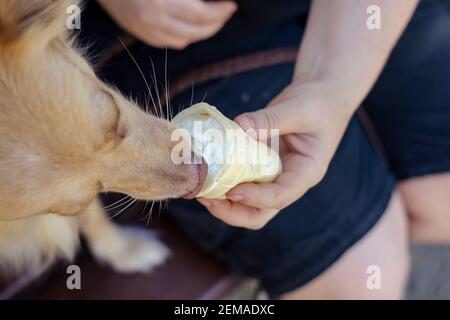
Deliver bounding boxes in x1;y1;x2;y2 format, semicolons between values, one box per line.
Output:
362;1;450;245
399;174;450;244
281;192;409;300
82;0;410;298
166;63;408;299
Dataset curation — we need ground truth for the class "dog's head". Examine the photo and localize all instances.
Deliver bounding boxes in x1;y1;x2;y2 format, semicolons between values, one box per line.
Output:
0;0;205;220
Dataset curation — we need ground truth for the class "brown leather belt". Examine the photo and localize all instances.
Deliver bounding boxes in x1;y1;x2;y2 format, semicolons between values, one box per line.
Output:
166;47;298;100
97;37;298;102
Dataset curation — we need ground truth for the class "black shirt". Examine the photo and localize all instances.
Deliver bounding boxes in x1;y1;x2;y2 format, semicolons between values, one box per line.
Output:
79;0;310;96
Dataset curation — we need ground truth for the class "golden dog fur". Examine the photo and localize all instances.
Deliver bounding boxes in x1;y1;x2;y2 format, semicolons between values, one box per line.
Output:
0;0;201;277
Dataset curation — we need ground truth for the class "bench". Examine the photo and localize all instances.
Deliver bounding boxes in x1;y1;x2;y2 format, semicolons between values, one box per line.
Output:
0;210;250;300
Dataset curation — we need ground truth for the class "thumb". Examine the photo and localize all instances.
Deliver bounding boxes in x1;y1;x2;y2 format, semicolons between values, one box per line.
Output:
234;104;296;139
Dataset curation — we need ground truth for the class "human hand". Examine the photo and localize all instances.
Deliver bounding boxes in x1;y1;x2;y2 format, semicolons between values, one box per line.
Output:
98;0;237;49
197;81;354;229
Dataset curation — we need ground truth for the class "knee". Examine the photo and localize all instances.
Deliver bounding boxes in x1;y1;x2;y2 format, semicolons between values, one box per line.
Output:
399;173;450;244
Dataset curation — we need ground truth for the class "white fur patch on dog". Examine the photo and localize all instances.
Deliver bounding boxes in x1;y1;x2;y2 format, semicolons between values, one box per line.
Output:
87;225;170;274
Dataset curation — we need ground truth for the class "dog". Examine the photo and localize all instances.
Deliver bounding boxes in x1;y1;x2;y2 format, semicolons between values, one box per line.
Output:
0;0;206;279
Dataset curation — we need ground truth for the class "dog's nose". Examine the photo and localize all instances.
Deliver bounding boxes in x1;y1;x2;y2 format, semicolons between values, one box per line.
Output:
182;156;208;199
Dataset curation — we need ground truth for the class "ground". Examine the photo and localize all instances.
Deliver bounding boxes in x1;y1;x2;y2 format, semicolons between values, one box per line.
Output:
407;244;450;300
225;244;450;299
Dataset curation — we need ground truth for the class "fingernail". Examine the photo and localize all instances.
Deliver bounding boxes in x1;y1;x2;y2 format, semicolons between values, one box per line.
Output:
227;194;243;202
236;115;255;130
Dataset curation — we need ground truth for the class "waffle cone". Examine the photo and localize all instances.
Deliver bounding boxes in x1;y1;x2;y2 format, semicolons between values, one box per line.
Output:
172;103;282;199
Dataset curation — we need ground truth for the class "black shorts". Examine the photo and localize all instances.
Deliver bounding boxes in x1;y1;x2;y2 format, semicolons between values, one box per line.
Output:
166;0;450;297
92;0;450;297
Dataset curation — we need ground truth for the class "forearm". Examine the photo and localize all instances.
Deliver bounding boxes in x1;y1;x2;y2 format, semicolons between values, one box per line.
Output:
295;0;418;114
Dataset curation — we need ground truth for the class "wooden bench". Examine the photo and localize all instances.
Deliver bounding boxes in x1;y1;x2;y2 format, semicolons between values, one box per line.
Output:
1;212;249;300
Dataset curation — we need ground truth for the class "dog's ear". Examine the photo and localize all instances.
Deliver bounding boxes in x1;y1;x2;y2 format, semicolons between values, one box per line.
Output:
0;0;79;63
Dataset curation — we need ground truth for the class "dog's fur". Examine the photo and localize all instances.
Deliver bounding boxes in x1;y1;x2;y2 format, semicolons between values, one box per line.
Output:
0;0;201;277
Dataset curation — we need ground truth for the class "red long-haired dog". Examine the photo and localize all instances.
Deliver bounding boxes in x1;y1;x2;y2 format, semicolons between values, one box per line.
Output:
0;0;206;278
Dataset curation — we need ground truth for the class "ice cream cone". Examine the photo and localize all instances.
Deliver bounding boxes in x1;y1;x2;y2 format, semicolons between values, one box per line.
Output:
172;102;282;199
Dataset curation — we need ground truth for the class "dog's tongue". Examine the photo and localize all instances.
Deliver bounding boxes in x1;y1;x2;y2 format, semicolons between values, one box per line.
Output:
182;160;208;199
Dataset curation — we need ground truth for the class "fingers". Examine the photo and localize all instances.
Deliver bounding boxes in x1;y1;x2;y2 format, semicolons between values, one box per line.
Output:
100;0;237;49
227;182;287;209
147;22;212;49
140;30;190;49
169;0;237;25
234;84;331;138
234;103;302;139
226;152;321;209
159;15;228;46
144;20;224;49
196;146;327;229
197;198;278;230
152;0;237;49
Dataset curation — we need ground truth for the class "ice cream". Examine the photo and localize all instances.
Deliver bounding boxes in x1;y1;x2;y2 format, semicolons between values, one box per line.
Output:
172;102;282;199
